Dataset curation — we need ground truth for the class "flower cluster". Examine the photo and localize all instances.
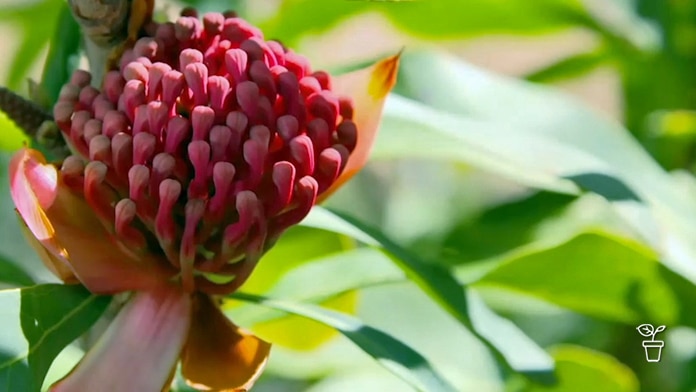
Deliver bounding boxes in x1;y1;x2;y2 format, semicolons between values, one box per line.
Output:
10;8;398;392
53;10;360;295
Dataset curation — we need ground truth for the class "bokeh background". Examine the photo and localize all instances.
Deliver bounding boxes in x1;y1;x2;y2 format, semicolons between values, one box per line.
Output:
2;0;696;391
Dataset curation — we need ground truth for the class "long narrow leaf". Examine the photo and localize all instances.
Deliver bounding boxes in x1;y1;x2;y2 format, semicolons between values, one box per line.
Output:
301;207;555;382
228;248;404;326
525;49;610;83
231;292;459;392
40;3;81;106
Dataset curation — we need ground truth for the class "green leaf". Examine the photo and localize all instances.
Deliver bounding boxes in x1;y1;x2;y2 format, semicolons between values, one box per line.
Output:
179;0;247;16
644;110;696;170
384;50;696;285
0;0;63;91
256;0;595;46
240;226;353;294
517;345;638;392
0;284;111;392
465;289;555;381
231;292;459;392
235;250;394;350
0;254;34;287
301;207;555;382
234;226;357;350
228;248;404;326
441;192;577;265
375;94;589;195
440;190;645;285
474;231;696;328
40;3;81;106
525;49;612;83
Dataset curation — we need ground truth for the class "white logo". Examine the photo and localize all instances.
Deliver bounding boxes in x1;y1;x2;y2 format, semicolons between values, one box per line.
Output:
636;324;666;362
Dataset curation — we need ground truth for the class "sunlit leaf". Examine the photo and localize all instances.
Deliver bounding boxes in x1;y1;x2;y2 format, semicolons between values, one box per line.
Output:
0;0;63;91
41;344;83;391
384;50;696;285
231;292;459;392
252;294;358;351
0;111;30;151
233;246;403;351
228;248;404;326
474;231;696;328
376;94;589;195
0;284;111;392
256;0;596;46
240;227;353;294
517;345;638;392
236;226;356;350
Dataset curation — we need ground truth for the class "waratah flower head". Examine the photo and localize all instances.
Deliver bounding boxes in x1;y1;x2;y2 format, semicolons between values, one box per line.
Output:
51;10;361;295
10;7;398;392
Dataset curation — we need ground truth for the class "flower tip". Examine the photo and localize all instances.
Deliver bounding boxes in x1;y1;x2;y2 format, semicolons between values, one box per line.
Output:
368;51;401;100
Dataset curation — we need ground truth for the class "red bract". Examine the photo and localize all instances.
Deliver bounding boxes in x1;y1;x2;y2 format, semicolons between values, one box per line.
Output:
10;9;399;392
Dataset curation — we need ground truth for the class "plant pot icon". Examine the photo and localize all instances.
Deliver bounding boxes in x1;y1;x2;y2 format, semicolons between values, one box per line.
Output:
637;324;666;363
642;340;664;362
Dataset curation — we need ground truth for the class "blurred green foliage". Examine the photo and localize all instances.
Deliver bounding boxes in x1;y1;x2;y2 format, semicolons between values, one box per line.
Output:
2;0;696;391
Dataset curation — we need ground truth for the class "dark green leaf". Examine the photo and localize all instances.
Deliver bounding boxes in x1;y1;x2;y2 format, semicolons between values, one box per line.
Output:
40;3;82;106
564;173;641;202
525;49;611;83
231;292;459;392
441;192;577;265
0;284;111;392
0;254;34;287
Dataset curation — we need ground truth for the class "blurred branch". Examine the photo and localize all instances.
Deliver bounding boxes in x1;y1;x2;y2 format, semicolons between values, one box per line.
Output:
0;87;52;137
67;0;135;83
0;87;70;157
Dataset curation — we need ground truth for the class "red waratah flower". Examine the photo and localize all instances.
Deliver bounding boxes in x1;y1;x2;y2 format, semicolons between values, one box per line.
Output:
9;9;398;392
